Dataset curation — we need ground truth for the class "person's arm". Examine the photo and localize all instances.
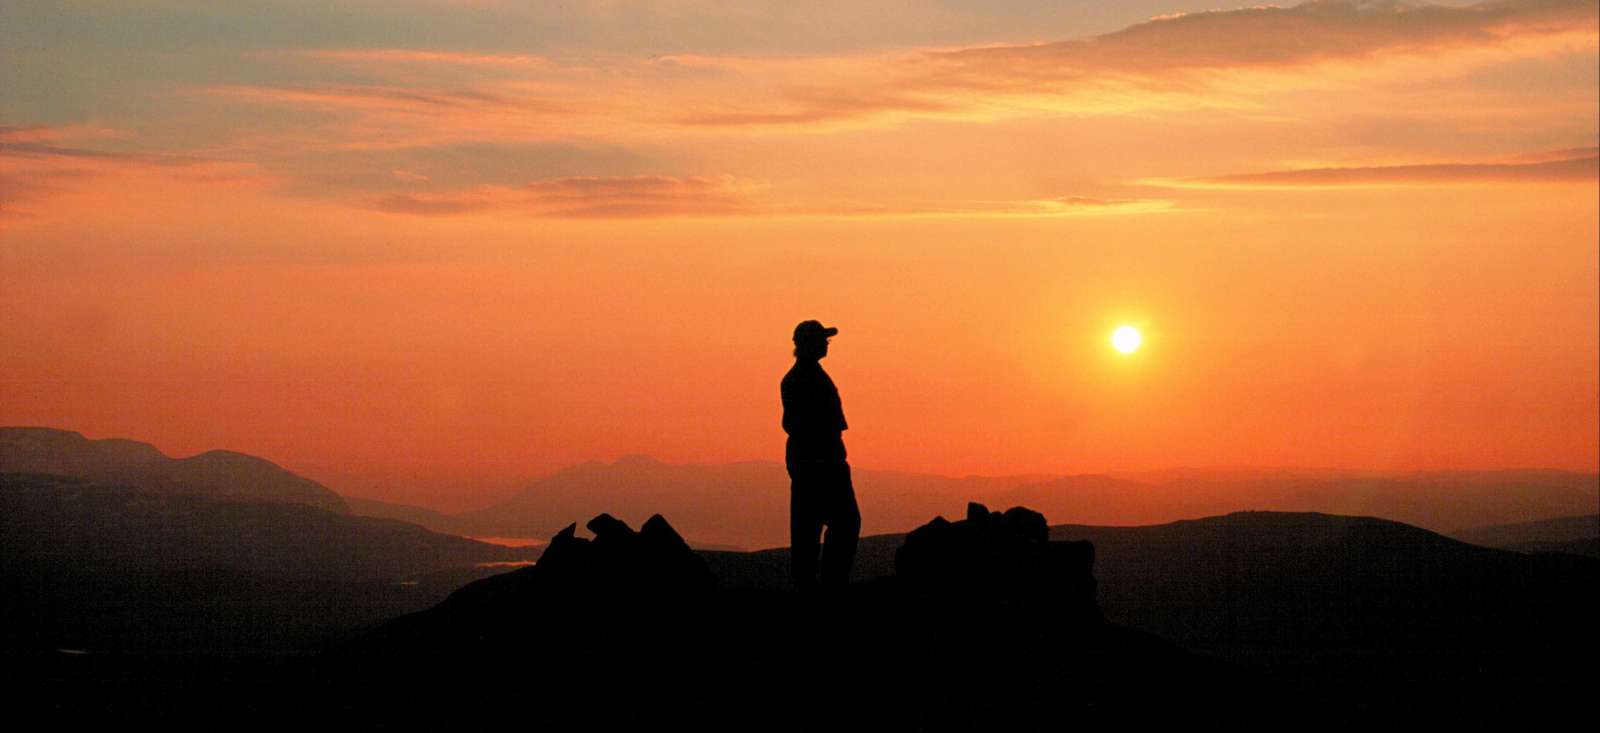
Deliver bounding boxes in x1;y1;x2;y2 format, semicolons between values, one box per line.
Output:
780;377;799;436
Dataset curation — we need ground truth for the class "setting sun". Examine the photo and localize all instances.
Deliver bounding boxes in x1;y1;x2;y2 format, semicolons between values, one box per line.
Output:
1112;326;1143;354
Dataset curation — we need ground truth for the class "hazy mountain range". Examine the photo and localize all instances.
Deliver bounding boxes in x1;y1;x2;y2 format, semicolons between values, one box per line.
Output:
1447;513;1599;557
6;426;1594;550
0;427;347;513
395;456;1596;549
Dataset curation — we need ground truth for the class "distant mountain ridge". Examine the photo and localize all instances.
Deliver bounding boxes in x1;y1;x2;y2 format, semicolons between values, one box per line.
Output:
1448;514;1599;557
7;426;1592;551
0;426;347;513
453;455;1046;549
344;495;479;535
449;455;1597;549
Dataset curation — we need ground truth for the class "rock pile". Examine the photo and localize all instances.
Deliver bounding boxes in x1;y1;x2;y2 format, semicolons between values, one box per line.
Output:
537;512;716;595
895;502;1098;619
406;511;714;630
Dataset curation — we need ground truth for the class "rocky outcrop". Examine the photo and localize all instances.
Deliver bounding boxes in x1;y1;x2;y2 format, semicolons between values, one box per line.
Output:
539;512;716;594
896;502;1099;621
408;511;715;627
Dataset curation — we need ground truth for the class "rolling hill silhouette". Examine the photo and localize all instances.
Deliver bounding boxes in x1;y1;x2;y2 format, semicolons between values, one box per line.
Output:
0;427;347;513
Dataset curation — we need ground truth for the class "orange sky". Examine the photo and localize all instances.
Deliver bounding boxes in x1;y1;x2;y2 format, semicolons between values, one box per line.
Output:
3;1;1596;509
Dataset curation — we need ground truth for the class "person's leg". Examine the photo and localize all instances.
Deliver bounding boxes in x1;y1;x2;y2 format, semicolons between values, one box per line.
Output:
789;463;823;590
819;461;860;587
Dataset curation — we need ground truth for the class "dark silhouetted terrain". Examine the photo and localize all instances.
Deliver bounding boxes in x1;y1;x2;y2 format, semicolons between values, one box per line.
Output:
4;428;1593;728
2;473;536;652
7;496;1593;729
315;507;1286;731
708;510;1598;726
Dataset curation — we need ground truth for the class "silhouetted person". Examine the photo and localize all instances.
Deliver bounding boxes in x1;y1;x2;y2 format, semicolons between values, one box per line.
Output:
781;320;861;590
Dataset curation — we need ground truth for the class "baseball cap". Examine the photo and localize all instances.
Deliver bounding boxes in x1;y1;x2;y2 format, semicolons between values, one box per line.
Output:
792;320;838;341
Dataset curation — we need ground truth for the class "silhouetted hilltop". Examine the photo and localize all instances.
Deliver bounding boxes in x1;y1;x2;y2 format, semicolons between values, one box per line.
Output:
714;510;1596;645
1448;513;1599;557
1045;512;1596;647
0;426;346;513
1007;469;1597;533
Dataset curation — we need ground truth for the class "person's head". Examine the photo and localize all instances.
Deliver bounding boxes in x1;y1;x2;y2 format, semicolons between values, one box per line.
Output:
792;320;837;361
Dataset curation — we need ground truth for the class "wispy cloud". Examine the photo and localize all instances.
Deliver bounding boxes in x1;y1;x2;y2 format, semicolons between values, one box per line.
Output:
209;84;549;114
9;1;1591;224
0;125;266;222
832;196;1179;219
1159;148;1599;189
373;175;1175;220
299;49;549;67
667;0;1600;128
0;140;201;167
375;175;757;218
927;0;1597;78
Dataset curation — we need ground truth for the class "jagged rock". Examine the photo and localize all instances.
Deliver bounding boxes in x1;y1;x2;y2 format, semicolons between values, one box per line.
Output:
533;513;713;596
536;522;591;582
640;513;716;593
586;512;635;539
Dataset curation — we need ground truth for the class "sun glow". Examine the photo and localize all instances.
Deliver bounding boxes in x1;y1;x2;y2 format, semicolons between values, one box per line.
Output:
1111;326;1142;354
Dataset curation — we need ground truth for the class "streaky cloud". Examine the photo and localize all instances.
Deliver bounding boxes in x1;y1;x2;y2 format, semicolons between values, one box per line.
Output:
931;0;1597;77
676;0;1599;128
300;49;549;67
1166;151;1599;189
210;84;552;113
374;175;755;218
373;174;1174;219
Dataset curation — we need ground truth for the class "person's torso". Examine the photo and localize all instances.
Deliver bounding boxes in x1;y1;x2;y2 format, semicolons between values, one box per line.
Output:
781;360;848;438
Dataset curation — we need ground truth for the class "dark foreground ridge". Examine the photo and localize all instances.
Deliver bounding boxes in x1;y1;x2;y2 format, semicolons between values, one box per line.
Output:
322;503;1286;731
11;500;1594;730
